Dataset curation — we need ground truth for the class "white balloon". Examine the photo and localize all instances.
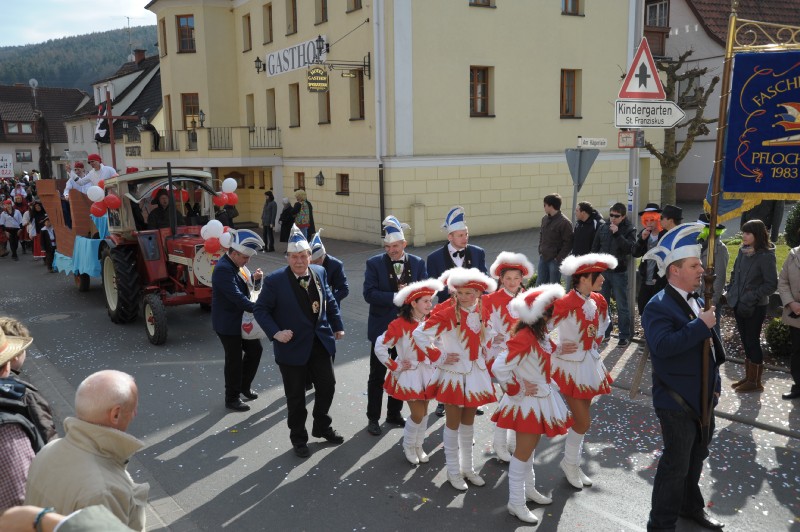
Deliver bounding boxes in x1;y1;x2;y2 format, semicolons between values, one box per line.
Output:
87;186;105;203
206;219;224;238
219;232;232;248
200;225;210;240
221;178;238;194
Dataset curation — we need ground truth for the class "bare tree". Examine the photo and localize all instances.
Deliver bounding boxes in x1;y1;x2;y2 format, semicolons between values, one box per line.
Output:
644;50;720;205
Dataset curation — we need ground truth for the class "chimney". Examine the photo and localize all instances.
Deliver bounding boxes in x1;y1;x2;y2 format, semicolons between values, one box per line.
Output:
134;49;146;64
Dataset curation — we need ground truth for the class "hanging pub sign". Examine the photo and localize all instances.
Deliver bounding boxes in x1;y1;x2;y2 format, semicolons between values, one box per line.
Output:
307;66;329;93
723;50;800;199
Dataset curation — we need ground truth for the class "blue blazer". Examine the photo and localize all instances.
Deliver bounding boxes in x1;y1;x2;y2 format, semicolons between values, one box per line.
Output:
642;286;725;415
253;264;344;366
323;254;349;306
211;253;260;336
363;252;427;342
426;243;487;302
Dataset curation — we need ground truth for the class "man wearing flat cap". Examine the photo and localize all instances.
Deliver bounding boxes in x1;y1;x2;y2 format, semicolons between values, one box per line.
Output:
147;189;185;229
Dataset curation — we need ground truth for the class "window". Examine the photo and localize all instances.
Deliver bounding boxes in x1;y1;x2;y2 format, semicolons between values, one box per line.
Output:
315;0;328;24
349;71;365;120
337;173;349;195
6;122;34;134
318;91;331;124
295;172;305;190
289;83;300;127
266;88;277;129
347;0;362;12
177;15;195;53
246;94;255;129
72;126;78;142
181;93;200;129
562;0;582;15
469;0;493;6
560;69;582;118
242;14;252;51
159;18;168;56
469;66;491;116
646;0;669;27
263;3;273;43
15;150;32;163
285;0;297;35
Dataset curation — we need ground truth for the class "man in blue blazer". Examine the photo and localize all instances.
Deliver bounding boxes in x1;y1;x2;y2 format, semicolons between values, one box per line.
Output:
642;224;726;531
310;229;350;307
254;225;345;458
211;229;264;412
363;216;427;436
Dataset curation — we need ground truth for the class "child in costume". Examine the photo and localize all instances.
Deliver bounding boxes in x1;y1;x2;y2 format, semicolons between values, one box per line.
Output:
482;251;534;462
550;253;617;489
374;279;444;465
413;268;497;490
494;283;575;524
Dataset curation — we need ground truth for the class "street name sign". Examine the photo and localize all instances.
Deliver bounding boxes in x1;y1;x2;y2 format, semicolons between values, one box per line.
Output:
615;99;686;128
577;137;608;148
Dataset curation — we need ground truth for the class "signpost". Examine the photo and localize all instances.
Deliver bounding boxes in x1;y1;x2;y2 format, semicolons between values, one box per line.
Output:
0;153;13;179
614;99;686;128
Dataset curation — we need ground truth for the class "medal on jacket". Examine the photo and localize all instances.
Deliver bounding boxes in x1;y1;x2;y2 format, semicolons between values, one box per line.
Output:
312;301;320;314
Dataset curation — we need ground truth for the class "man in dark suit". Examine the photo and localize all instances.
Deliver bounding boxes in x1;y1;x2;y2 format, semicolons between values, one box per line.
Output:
642;223;726;531
363;216;427;436
310;229;349;307
254;225;345;458
211;229;265;412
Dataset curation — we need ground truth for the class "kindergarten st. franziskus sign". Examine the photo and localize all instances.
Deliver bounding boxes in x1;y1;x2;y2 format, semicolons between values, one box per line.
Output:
723;50;800;199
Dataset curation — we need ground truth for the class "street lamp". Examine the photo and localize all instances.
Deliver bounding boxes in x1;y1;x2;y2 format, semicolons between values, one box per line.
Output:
314;35;327;63
315;171;325;186
198;109;206;128
254;56;264;73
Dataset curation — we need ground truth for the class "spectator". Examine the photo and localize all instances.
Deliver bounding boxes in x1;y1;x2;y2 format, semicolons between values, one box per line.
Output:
725;219;778;394
778;234;800;400
537;193;573;286
39;215;57;273
27;201;47;260
278;198;294;247
741;200;784;243
632;203;666;315
310;229;349;307
0;327;38;513
291;189;315;238
591;202;636;346
261;190;277;252
13;195;30;255
696;213;729;327
572;201;604;257
1;199;23;261
25;370;149;531
0;504;133;532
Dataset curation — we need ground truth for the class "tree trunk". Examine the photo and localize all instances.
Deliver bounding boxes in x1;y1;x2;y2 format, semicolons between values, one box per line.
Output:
660;165;677;206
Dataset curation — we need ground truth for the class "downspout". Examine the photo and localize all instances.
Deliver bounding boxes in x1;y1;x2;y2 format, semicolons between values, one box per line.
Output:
373;0;387;223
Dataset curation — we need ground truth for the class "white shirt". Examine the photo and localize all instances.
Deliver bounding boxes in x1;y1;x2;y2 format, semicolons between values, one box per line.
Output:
76;164;116;192
447;243;465;268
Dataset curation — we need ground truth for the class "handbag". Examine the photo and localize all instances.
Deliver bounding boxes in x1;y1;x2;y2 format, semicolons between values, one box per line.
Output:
242;288;266;340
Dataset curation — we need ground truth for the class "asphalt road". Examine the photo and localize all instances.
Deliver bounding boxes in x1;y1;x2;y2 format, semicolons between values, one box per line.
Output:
3;223;799;531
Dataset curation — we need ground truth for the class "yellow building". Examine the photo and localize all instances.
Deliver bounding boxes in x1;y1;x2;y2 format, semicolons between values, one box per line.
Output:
138;0;661;244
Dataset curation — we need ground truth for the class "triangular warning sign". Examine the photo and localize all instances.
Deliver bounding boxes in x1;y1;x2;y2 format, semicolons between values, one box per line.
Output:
619;38;665;100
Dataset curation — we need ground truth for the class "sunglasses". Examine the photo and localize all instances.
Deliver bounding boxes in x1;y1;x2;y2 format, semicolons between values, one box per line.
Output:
609;213;622;218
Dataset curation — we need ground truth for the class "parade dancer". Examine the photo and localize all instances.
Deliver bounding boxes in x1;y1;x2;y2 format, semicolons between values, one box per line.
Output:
483;251;534;462
374;279;444;465
413;268;497;491
550;253;617;489
494;283;575;524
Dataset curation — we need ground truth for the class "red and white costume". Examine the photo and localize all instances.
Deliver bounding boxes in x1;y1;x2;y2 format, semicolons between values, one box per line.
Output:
375;318;434;401
483;288;522;367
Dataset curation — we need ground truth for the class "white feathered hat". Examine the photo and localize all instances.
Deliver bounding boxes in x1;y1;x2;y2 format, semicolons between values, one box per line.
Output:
559;253;618;277
382;215;410;243
446;267;497;293
643;222;704;277
310;229;325;260
442;205;467;233
509;283;565;325
393;279;445;307
287;224;311;253
489;251;535;280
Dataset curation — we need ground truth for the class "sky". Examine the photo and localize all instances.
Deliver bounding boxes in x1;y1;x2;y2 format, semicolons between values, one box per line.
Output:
0;0;156;47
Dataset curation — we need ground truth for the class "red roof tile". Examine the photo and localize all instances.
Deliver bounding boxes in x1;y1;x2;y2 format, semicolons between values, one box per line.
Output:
686;0;800;46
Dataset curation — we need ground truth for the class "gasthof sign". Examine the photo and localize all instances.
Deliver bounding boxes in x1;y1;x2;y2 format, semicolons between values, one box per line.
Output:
307;66;329;92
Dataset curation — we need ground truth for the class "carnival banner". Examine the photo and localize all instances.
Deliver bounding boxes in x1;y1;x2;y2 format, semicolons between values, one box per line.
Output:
723;50;800;199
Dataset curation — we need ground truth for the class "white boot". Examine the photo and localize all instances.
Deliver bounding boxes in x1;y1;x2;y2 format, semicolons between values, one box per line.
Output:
415;418;429;463
507;457;538;524
525;453;552;504
559;459;584;489
459;424;485;486
492;424;512;462
507;429;517;454
563;428;592;487
444;427;467;490
402;419;419;465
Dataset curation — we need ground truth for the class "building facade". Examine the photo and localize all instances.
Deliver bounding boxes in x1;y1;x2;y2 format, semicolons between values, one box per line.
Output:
138;0;662;244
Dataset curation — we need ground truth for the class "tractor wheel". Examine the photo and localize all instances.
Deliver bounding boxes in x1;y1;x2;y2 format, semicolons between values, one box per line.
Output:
143;294;168;345
74;273;90;292
102;246;140;324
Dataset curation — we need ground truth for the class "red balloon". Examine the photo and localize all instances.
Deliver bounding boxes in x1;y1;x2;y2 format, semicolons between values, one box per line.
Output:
97;180;105;189
90;202;107;217
226;192;239;205
204;237;221;253
212;193;228;207
181;190;189;202
222;226;230;233
103;193;122;210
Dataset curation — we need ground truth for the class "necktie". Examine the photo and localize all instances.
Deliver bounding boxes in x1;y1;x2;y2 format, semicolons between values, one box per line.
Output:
298;275;310;290
452;249;465;258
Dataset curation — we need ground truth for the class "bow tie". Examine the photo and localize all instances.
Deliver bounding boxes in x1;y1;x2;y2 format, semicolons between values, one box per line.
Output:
687;292;700;301
452;249;465;258
392;260;404;265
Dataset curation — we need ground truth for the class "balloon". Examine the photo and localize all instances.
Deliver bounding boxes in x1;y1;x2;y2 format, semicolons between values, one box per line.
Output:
212;193;228;207
221;178;238;194
226;192;239;205
222;226;230;233
204;237;221;253
87;186;105;203
200;225;210;240
181;190;189;202
90;202;107;217
219;232;232;249
97;180;105;188
205;219;224;238
103;193;122;210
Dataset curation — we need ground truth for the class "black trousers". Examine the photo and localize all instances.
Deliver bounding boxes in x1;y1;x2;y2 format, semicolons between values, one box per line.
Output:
263;226;275;251
217;333;263;402
734;304;768;364
6;228;19;258
278;339;336;445
366;340;402;422
790;326;800;392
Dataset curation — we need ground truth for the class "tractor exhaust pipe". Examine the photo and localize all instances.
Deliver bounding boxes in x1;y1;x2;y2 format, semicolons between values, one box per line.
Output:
167;162;177;235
